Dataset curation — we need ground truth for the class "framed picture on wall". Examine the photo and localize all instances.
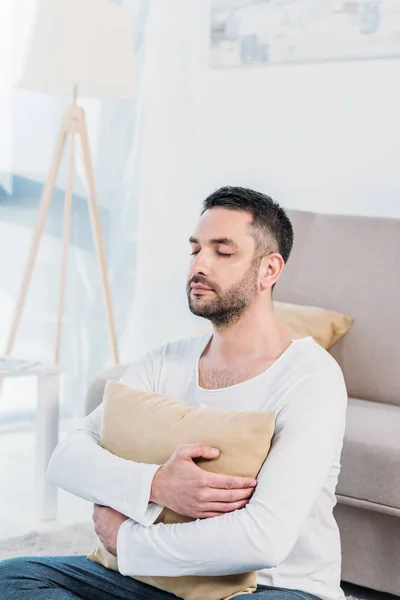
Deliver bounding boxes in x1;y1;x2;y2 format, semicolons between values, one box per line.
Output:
210;0;400;68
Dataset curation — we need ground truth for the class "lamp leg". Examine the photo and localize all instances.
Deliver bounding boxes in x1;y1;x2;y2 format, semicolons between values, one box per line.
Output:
4;128;68;358
54;132;75;365
79;118;120;364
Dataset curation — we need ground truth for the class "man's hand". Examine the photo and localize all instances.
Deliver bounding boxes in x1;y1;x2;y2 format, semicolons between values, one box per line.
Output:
150;444;257;519
92;504;129;556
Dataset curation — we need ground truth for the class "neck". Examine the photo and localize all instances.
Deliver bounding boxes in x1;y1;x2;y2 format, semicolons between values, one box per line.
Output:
206;300;293;364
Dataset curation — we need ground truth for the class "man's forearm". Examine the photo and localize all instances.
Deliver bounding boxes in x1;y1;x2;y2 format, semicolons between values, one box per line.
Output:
48;428;163;526
117;510;268;577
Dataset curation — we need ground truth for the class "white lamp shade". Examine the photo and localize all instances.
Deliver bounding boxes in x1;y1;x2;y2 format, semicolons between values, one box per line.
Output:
16;0;136;98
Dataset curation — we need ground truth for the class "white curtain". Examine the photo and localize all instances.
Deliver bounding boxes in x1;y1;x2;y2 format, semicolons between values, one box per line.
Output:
1;0;150;417
0;0;16;193
120;0;211;361
61;0;151;413
1;0;211;418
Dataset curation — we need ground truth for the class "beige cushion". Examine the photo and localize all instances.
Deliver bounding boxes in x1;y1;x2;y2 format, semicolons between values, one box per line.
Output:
196;301;353;351
337;397;400;511
87;381;276;600
273;301;353;350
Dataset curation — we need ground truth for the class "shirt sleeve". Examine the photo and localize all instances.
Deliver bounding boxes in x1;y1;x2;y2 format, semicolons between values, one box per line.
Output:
116;368;348;576
47;348;165;527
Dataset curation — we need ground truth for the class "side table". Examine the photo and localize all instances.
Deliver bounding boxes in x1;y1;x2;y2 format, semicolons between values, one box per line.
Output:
1;364;62;521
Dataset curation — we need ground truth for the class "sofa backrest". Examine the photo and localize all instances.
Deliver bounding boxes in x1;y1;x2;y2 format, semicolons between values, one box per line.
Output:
84;364;129;416
274;210;400;407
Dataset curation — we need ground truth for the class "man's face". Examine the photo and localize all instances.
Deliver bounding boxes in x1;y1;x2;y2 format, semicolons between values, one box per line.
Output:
186;208;261;327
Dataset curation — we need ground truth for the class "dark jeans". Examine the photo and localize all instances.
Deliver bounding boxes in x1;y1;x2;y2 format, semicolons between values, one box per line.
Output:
0;555;323;600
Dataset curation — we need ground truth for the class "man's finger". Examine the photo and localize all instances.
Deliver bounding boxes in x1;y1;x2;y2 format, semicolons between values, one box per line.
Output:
206;472;257;490
177;444;220;460
203;486;255;503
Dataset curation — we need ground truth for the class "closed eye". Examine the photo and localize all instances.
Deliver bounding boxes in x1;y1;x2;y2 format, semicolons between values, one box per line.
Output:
190;250;232;257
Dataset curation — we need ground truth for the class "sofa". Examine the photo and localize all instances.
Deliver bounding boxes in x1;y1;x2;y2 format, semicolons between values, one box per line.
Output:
84;209;400;596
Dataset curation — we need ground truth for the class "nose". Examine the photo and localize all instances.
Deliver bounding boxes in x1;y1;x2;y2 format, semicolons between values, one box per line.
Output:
189;249;211;279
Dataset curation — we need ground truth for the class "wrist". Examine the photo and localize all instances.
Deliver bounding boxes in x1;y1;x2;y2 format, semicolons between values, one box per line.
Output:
150;465;164;505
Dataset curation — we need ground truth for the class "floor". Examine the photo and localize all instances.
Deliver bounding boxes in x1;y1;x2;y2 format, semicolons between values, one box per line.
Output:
0;416;93;540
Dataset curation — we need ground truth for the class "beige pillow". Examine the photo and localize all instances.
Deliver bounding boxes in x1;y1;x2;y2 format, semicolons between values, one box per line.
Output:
273;301;353;350
87;380;276;600
196;301;353;350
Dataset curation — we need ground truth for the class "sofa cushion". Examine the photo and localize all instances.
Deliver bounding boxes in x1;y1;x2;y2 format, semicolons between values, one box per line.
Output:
274;210;400;406
337;398;400;511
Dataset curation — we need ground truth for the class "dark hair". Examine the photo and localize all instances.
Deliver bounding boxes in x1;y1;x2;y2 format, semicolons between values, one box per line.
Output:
201;186;294;273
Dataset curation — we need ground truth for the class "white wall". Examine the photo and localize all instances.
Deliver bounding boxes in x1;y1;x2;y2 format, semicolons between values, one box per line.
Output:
198;58;400;218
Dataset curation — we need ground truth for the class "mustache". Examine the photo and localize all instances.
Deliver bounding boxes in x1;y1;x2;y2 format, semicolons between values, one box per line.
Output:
188;276;215;290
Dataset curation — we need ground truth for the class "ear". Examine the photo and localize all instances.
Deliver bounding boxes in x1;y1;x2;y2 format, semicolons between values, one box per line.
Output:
259;252;285;291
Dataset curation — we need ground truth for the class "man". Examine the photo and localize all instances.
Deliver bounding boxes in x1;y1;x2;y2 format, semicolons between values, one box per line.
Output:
0;187;348;600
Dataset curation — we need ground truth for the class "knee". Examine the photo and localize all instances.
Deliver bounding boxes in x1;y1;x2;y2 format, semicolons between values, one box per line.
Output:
0;556;38;582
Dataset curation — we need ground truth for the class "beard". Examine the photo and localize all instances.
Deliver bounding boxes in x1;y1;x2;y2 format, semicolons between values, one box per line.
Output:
187;260;259;327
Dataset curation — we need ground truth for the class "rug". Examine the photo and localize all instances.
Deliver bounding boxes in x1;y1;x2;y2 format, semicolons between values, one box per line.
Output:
0;522;386;600
0;521;97;559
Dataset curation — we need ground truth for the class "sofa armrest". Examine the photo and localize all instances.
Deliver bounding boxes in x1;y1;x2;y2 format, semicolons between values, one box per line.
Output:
84;364;130;417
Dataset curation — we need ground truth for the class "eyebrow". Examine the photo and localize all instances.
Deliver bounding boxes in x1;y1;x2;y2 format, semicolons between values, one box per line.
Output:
189;236;239;248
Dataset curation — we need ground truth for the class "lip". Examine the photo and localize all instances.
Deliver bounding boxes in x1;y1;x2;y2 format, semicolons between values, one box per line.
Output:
191;284;213;292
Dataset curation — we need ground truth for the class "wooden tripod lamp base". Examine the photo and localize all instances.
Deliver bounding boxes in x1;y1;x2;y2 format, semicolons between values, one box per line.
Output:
8;0;137;368
5;96;120;366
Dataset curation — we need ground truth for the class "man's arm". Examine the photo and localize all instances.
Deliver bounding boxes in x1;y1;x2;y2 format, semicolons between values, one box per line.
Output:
116;369;348;576
47;353;164;527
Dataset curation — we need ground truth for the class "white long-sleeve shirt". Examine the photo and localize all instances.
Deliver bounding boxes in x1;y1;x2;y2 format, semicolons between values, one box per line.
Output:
48;333;347;600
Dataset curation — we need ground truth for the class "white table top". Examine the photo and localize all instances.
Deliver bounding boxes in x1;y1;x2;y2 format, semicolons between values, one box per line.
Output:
0;363;63;378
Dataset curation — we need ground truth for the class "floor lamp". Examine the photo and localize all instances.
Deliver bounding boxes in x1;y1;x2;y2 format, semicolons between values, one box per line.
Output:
6;0;137;365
